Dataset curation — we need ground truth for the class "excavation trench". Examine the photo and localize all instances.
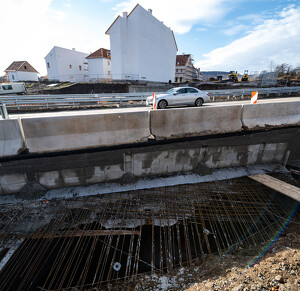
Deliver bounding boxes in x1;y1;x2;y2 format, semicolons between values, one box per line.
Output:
0;177;298;290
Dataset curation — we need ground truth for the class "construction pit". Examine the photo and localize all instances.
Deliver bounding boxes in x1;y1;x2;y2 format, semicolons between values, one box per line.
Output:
0;173;299;291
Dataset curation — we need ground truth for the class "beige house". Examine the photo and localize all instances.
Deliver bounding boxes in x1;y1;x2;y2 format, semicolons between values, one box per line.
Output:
175;54;201;83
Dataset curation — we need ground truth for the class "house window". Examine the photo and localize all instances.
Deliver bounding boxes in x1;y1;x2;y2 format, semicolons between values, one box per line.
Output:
175;77;178;82
79;65;82;71
69;64;72;69
47;62;50;68
24;65;27;70
12;75;15;80
176;69;178;73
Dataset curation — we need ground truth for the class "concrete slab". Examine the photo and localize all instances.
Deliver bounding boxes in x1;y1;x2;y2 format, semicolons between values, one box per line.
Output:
0;119;25;158
21;111;151;154
150;105;243;140
242;101;300;129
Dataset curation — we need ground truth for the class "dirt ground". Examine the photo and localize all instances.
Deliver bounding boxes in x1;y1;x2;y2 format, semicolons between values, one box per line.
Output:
126;208;300;291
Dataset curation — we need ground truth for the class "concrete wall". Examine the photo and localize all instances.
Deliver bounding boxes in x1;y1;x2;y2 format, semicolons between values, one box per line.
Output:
0;119;25;158
1;127;298;196
21;111;151;154
150;105;243;140
242;101;300;129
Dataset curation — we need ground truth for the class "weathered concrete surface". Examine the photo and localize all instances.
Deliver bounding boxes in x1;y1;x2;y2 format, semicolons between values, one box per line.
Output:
0;174;27;195
0;119;25;158
150;105;243;140
1;127;299;197
242;101;300;129
21;111;151;154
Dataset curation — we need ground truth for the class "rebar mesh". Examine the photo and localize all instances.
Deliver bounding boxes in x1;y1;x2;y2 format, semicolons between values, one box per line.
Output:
0;177;297;290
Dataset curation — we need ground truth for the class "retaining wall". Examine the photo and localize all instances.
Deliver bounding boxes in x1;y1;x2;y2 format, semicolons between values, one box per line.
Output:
2;125;299;196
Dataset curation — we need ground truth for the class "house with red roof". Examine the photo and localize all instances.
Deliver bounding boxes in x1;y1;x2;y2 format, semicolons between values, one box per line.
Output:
5;61;39;82
106;4;177;82
86;48;111;81
175;54;202;83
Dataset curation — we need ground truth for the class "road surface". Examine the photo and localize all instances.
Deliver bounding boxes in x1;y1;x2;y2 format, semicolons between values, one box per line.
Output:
8;96;300;119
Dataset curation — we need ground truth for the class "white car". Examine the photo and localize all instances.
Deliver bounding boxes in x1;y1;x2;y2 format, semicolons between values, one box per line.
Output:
146;87;210;109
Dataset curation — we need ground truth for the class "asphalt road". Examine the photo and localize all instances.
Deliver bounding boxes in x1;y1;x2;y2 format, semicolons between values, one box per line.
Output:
8;96;300;119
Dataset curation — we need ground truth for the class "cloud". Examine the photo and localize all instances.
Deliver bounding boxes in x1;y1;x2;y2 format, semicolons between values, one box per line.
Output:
195;5;300;72
221;24;249;36
114;0;240;34
0;0;110;76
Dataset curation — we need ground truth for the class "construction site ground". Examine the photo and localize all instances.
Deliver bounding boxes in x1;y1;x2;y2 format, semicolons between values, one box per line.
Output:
114;210;300;291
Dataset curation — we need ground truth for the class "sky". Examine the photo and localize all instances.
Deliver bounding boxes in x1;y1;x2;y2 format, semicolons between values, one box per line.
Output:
1;0;300;76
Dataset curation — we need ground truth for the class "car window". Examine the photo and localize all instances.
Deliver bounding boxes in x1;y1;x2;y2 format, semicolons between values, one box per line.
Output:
178;88;187;94
2;85;12;90
166;88;176;94
186;88;198;93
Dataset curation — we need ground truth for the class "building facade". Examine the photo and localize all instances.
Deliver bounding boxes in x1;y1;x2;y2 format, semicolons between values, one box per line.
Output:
86;48;111;81
5;61;39;82
45;46;88;82
106;4;177;82
175;54;202;83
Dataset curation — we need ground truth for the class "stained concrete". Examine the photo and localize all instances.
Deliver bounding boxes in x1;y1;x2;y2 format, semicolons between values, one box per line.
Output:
0;127;299;197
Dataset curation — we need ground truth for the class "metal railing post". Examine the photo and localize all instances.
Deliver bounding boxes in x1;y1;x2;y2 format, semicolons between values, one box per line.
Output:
0;104;9;119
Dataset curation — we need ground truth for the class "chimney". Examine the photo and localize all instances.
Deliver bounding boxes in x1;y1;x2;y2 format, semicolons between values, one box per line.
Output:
123;12;127;18
148;9;152;14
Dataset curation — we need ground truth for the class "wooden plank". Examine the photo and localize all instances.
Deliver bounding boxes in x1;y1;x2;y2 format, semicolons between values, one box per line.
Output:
249;174;300;202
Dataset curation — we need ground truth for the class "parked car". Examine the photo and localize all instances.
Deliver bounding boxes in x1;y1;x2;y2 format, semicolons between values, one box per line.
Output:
0;82;26;95
146;87;210;109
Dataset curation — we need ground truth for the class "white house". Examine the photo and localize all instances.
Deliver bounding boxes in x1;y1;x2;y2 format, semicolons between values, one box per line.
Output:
175;54;202;83
105;4;177;82
86;48;111;81
45;46;88;82
5;61;39;82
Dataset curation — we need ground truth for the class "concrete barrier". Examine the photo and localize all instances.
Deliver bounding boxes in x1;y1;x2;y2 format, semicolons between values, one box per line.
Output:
242;101;300;130
21;111;151;154
150;105;243;140
0;119;25;158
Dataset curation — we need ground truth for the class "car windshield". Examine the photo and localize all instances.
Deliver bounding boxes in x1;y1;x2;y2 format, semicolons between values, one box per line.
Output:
166;88;177;94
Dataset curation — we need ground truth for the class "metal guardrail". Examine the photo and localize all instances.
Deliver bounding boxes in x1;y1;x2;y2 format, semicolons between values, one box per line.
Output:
0;87;300;113
207;86;300;100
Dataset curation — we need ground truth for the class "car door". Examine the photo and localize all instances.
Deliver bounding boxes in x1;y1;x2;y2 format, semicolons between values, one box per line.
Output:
172;88;187;105
186;88;199;105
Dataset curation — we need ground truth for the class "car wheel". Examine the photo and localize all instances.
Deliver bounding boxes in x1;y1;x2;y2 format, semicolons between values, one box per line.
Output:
195;98;204;107
158;100;167;109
